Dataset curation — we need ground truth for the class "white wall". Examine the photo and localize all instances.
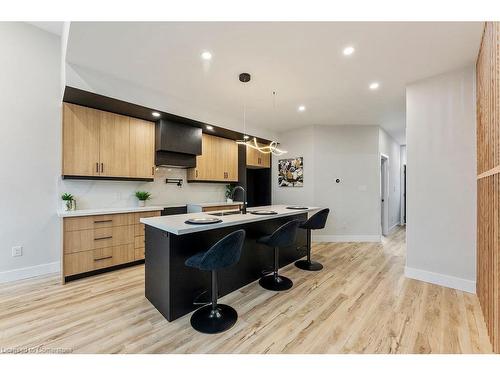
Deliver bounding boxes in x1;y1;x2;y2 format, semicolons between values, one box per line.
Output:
0;23;62;282
379;128;401;232
59;168;227;209
273;125;381;242
406;66;476;293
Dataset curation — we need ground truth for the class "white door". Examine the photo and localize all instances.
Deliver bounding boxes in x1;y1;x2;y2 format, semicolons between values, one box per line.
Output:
381;155;389;236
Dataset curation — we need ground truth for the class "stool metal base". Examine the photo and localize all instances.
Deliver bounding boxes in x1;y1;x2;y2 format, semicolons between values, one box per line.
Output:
259;274;293;291
295;259;323;271
190;304;238;334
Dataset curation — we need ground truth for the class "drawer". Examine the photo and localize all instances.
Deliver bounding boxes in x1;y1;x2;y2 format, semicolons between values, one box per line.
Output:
134;235;145;249
202;205;240;213
63;244;134;276
133;210;161;224
134;223;144;237
64;225;134;254
134;211;160;235
134;247;145;261
64;213;134;232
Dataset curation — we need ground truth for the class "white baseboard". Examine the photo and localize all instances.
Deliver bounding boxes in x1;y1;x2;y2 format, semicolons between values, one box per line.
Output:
388;223;399;234
0;262;60;283
404;266;476;293
313;235;381;243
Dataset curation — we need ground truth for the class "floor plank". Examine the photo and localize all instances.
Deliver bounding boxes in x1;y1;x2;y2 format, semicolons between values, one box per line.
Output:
0;227;492;353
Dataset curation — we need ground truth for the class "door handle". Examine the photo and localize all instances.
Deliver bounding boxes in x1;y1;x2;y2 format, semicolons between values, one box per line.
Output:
94;256;113;261
101;163;104;173
94;236;112;241
96;162;99;173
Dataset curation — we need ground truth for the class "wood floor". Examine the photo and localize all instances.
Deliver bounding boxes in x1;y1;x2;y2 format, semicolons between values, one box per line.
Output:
0;227;492;353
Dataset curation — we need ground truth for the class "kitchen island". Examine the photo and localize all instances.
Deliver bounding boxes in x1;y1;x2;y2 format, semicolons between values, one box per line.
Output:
141;204;319;321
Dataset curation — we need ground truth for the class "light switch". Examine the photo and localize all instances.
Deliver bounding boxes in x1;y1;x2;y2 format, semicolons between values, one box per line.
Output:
12;246;22;257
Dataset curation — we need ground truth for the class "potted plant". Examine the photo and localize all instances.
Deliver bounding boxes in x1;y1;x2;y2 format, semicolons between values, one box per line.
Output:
61;193;75;212
225;185;235;203
135;191;152;207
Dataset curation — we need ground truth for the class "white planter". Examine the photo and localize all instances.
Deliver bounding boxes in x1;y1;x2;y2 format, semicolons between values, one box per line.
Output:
226;198;233;203
138;200;146;207
62;200;72;212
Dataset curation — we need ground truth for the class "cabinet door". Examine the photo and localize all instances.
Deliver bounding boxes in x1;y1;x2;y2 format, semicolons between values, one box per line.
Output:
99;112;130;177
62;103;100;176
129;118;155;179
188;134;217;180
246;142;270;168
221;137;238;181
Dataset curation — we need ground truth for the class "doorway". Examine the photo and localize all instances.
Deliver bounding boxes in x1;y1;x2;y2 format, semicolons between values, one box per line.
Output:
380;154;389;236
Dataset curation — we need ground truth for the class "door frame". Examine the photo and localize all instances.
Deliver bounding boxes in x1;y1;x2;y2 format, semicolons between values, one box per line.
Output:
380;153;390;236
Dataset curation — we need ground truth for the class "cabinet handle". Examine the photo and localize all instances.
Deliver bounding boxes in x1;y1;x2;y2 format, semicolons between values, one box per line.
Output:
152;166;155;176
196;170;198;178
101;163;104;173
94;220;113;224
96;162;99;173
94;236;112;241
94;256;113;261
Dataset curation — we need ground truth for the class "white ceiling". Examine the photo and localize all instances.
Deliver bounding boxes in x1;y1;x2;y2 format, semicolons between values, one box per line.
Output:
66;22;483;144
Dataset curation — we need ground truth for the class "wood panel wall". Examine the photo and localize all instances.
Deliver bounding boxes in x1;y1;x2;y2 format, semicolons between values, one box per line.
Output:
476;22;500;353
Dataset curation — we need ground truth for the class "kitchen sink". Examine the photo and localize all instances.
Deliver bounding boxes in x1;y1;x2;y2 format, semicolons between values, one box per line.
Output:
210;210;241;216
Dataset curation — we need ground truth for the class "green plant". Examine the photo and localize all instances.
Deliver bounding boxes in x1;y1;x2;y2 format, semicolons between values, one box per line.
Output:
61;193;74;201
135;191;152;201
225;184;235;199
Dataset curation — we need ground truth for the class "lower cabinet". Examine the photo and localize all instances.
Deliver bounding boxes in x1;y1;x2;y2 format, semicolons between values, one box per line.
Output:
62;210;160;281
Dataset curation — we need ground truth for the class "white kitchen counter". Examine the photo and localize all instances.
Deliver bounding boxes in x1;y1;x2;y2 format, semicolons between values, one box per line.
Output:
141;204;320;235
57;206;167;218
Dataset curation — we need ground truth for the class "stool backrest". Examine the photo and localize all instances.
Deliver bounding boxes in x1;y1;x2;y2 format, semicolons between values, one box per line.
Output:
265;219;301;248
301;208;330;230
198;229;246;271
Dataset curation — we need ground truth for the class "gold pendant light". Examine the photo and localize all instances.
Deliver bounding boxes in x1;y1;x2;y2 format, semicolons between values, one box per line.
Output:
236;73;287;156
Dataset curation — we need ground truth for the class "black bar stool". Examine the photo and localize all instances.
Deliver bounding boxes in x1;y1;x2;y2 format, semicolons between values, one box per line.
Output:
295;208;330;271
185;229;246;334
257;220;301;291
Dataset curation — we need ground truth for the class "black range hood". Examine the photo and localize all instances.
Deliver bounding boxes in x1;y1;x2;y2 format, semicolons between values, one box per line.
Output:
155;119;202;168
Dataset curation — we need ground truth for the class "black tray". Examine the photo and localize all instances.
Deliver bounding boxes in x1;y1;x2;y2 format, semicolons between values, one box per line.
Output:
185;217;222;225
286;206;308;210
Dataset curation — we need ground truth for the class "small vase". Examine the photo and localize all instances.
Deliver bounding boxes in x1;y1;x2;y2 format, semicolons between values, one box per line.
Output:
138;200;146;207
62;200;72;212
226;198;233;203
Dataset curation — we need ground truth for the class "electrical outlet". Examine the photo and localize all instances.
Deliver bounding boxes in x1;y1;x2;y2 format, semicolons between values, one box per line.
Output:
12;246;23;257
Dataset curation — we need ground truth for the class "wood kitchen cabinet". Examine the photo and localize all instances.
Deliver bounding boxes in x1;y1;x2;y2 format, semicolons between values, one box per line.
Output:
187;133;238;182
246;143;271;168
62;103;155;180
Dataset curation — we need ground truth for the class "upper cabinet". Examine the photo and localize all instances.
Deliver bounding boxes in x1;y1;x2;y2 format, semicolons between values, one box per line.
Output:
62;103;155;180
187;134;238;182
246;143;271;168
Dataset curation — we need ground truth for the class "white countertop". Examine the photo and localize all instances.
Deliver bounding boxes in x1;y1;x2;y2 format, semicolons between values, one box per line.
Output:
57;206;167;218
140;205;320;235
187;201;244;207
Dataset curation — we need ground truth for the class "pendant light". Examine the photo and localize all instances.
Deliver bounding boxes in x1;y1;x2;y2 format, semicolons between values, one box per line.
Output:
235;73;287;156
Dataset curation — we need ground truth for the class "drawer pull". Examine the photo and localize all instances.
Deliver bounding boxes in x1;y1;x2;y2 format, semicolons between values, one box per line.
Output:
94;219;113;224
94;236;113;241
94;256;113;261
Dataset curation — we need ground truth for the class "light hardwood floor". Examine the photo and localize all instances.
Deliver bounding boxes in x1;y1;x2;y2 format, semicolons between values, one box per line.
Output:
0;228;492;353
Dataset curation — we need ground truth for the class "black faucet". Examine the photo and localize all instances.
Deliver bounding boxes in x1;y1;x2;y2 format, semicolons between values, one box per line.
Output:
231;185;247;214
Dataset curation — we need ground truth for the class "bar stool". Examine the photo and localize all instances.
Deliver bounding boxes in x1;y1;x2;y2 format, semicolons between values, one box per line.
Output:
185;229;246;334
295;208;330;271
257;220;301;291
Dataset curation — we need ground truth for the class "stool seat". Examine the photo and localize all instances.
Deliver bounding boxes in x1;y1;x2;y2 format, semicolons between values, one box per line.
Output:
184;229;245;334
258;220;300;291
295;208;330;271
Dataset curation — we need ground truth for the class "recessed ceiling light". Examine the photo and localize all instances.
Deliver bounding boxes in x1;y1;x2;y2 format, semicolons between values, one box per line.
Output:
201;51;212;60
152;112;161;118
369;82;380;90
243;135;250;140
298;105;306;112
343;46;355;56
206;125;214;130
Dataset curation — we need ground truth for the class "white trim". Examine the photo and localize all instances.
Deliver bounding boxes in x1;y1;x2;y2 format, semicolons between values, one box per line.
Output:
313;235;381;243
0;262;60;283
387;223;399;234
404;266;476;293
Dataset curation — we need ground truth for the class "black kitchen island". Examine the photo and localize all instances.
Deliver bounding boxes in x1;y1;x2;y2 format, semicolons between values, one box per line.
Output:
141;205;319;321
